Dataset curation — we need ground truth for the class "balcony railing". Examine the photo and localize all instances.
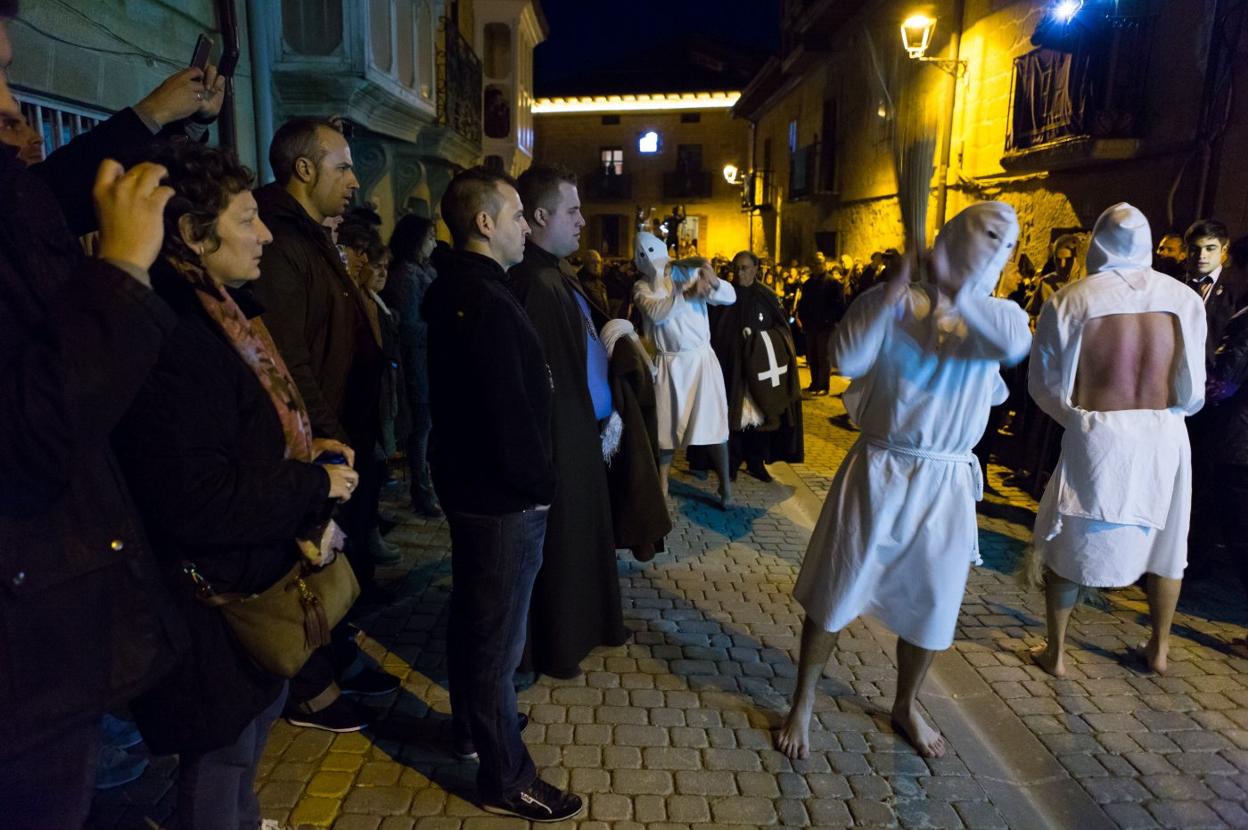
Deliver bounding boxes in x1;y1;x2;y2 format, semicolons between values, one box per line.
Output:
584;169;632;200
438;24;482;146
1006;20;1149;153
662;169;712;200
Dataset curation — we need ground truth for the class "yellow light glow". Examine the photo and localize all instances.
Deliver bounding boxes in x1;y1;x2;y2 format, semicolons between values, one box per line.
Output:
533;91;742;115
723;164;739;184
900;14;936;59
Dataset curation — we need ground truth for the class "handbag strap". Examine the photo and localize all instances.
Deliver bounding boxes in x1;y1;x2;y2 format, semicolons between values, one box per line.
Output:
182;560;269;607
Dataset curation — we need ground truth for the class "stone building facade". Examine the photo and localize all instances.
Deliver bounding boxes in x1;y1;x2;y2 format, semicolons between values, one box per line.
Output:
734;0;1248;270
533;94;751;261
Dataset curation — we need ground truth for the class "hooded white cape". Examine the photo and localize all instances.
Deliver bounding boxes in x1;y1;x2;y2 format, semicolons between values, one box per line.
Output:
1030;203;1207;586
793;202;1031;650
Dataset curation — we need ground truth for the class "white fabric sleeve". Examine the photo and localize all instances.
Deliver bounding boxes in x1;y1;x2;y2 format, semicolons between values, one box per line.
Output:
1175;302;1207;415
1027;300;1076;426
632;278;681;325
955;289;1033;366
832;286;897;378
706;278;736;306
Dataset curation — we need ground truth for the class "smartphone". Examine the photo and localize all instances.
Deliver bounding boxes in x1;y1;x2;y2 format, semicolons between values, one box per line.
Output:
314;451;348;466
190;34;213;71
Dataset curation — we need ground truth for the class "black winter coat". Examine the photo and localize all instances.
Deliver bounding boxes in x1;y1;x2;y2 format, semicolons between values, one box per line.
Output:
0;111;187;760
113;263;331;754
423;249;555;513
251;184;382;447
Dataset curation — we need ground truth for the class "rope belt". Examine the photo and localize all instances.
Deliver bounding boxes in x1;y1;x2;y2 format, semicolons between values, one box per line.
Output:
862;435;984;501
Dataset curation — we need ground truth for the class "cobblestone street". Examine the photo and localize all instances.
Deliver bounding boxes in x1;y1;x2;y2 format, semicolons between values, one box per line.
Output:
89;371;1248;829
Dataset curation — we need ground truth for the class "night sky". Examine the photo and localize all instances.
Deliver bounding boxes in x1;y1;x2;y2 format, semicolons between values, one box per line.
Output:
534;0;781;97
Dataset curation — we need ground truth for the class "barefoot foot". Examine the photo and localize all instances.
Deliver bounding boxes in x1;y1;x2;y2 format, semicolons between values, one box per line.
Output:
1028;642;1066;678
1131;640;1167;675
890;706;947;758
774;703;812;760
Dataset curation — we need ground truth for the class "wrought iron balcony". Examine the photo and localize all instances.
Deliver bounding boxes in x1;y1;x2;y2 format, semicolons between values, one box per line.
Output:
439;25;483;147
584;169;632;201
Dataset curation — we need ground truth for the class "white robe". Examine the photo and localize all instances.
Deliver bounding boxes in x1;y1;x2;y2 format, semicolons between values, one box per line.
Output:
634;276;735;450
1029;223;1207;587
793;281;1031;651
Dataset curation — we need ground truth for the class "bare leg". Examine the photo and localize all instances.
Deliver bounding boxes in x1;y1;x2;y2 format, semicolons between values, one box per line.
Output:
776;618;838;760
659;450;673;498
707;442;733;507
1032;568;1079;678
891;638;947;758
1141;574;1181;674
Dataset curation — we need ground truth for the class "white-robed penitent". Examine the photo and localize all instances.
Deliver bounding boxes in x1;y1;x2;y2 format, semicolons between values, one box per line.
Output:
1030;203;1207;587
793;202;1031;651
632;232;736;450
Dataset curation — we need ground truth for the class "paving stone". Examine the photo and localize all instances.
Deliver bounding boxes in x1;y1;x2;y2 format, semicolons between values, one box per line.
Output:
342;787;413;816
1146;800;1224;829
612;768;674;795
665;794;711;823
673;769;737;796
709;796;778;825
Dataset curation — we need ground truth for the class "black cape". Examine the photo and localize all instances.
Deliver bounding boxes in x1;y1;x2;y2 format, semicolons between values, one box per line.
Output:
509;243;626;676
711;282;804;462
606;337;671;561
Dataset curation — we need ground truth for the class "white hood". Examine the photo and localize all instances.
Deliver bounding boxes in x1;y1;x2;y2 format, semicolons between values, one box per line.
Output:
933;201;1020;296
635;231;670;282
1085;202;1154;289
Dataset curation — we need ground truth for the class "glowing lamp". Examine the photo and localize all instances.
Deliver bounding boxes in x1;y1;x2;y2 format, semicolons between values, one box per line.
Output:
638;131;660;154
900;14;935;59
723;164;739;185
1052;0;1083;23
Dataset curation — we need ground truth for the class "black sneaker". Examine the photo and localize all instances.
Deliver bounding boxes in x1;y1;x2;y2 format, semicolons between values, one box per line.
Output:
483;778;584;823
454;713;529;760
285;696;370;733
340;666;401;697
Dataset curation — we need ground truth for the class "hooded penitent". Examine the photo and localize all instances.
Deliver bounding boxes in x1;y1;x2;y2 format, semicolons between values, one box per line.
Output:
635;231;670;283
1084;202;1153;288
931;201;1020;298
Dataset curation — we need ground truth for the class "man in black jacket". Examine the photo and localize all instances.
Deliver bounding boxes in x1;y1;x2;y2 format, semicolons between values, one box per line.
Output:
250;117;397;732
424;168;583;822
0;5;227;823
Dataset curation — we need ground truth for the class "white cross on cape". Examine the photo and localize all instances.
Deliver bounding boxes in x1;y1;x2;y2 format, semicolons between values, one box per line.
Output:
756;330;788;388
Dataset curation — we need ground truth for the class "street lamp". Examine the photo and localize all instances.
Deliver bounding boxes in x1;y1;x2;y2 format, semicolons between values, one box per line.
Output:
900;13;967;77
723;163;740;185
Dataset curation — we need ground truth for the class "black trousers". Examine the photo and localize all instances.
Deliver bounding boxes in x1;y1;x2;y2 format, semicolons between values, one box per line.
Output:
806;327;832;391
1216;464;1248;591
729;428;770;473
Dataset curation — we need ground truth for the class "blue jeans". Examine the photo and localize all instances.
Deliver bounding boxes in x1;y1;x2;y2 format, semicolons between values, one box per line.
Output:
447;507;548;802
177;682;288;830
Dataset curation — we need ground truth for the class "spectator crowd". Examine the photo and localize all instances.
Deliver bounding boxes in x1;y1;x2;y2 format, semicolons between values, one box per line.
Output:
3;1;1248;825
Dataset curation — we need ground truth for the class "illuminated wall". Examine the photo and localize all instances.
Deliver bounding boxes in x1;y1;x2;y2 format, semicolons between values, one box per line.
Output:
742;0;1242;274
534;97;752;260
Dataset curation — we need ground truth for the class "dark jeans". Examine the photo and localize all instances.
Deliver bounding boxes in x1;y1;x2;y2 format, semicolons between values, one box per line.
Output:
806;327;832;390
0;718;100;829
177;682;287;830
408;399;436;508
447;507;548;802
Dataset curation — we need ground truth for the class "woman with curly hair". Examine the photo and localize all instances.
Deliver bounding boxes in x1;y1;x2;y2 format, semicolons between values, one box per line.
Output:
112;141;358;828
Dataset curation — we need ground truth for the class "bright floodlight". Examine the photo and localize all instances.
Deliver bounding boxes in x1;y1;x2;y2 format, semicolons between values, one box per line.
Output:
900;14;935;59
639;131;660;153
722;164;739;184
1053;0;1082;23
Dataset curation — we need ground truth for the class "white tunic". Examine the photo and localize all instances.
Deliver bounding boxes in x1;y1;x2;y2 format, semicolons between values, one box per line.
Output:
793;281;1031;650
634;276;736;450
793;199;1031;650
1030;217;1206;587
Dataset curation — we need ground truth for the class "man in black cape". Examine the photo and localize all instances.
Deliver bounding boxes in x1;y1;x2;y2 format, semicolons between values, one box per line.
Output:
712;251;804;481
509;164;626;679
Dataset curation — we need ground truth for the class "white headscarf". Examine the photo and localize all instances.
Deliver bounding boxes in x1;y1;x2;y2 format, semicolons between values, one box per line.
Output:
932;201;1020;297
1085;202;1154;290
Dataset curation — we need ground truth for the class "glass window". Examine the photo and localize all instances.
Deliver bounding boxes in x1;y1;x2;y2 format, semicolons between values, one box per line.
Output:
788;119;798;154
484;22;512;80
397;0;415;86
282;0;343;56
638;131;660;154
600;147;623;175
416;0;434;98
370;0;392;72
